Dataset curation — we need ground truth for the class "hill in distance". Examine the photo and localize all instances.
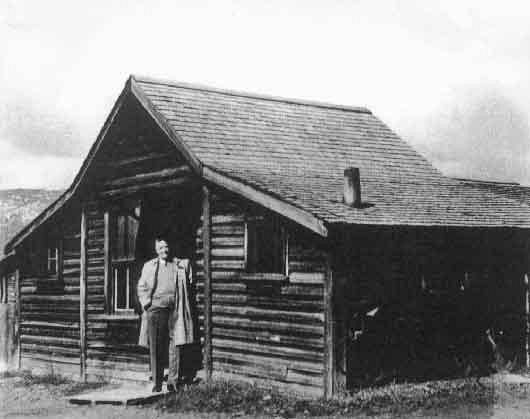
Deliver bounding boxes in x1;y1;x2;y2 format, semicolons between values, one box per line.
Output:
0;189;63;255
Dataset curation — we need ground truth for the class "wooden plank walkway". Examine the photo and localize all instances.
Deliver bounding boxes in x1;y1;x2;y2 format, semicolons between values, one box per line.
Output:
69;384;166;406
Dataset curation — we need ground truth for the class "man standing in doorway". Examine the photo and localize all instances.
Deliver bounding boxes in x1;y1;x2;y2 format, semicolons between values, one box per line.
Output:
137;238;195;392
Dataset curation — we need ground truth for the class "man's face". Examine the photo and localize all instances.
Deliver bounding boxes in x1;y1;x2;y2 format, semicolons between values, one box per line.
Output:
155;240;169;260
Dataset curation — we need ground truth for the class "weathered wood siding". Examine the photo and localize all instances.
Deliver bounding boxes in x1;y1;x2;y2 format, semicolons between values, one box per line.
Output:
19;211;81;372
195;191;327;395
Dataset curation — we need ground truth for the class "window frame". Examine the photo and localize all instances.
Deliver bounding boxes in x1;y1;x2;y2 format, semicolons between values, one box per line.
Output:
43;237;63;280
107;200;141;315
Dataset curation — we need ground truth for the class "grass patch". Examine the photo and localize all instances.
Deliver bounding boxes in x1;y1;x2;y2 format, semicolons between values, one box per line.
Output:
3;370;108;396
157;378;508;417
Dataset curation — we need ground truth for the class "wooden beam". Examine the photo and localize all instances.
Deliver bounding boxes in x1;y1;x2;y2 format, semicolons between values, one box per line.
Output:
103;211;111;314
323;252;335;398
105;151;169;168
102;166;192;188
80;207;88;381
99;176;195;198
202;185;212;382
202;167;328;237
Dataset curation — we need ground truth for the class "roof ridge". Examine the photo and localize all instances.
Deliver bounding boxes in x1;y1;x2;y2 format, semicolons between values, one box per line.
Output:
131;74;372;114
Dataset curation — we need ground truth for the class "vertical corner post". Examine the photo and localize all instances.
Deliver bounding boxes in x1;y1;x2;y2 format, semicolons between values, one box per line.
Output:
324;251;335;399
524;273;530;368
202;185;213;382
80;206;88;382
103;210;111;314
15;265;21;370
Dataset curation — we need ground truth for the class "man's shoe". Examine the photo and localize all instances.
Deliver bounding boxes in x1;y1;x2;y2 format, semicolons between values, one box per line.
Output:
152;385;162;393
166;383;177;393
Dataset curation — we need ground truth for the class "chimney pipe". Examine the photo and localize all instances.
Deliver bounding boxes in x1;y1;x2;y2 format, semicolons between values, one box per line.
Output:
343;167;361;208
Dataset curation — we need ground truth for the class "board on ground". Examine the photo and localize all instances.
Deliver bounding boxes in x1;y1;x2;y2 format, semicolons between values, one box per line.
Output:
69;384;166;406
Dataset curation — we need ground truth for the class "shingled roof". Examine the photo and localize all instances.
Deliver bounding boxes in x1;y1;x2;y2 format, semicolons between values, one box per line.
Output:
5;76;530;253
133;75;530;229
456;178;530;207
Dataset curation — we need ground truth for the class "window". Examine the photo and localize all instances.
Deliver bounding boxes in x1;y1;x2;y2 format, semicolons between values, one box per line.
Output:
111;202;141;312
245;215;287;274
47;245;58;275
42;237;61;279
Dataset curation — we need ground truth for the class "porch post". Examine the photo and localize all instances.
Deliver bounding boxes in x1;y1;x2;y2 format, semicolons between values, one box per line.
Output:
324;252;335;398
202;185;212;382
103;210;111;314
80;206;88;381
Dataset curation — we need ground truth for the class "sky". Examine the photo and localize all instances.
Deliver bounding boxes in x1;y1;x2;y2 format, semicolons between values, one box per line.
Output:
1;0;530;189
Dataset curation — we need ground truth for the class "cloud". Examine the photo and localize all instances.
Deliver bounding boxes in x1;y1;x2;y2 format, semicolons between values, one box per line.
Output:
413;85;530;183
0;92;86;157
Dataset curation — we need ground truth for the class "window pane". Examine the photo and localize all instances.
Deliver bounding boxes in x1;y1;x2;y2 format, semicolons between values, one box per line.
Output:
114;215;126;260
115;267;127;309
127;214;140;260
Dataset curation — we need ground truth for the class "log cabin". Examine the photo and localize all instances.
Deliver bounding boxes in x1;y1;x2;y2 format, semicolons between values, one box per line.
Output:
1;75;530;397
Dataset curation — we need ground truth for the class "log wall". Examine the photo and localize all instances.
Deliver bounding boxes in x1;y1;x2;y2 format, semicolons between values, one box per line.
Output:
19;210;81;373
195;191;327;396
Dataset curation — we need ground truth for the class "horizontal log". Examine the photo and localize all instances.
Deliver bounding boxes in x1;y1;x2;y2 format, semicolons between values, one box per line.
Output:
197;295;323;312
22;313;80;322
213;348;323;374
196;259;245;270
240;273;287;282
21;353;79;365
22;328;79;339
197;225;245;236
21;343;80;356
86;351;149;364
196;236;245;247
280;284;324;297
103;165;192;188
197;283;247;293
288;272;326;284
288;261;326;273
21;295;80;303
100;176;195;198
194;270;241;281
86;358;149;373
212;326;324;350
210;305;324;323
213;338;323;362
21;320;79;329
212;248;244;258
212;316;323;336
106;151;169;168
200;214;245;224
21;334;79;347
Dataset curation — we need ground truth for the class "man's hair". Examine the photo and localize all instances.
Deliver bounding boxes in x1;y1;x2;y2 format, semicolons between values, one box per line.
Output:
155;237;168;247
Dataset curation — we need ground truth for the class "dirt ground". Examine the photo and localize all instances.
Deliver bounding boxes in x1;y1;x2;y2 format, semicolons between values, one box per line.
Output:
3;373;530;419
